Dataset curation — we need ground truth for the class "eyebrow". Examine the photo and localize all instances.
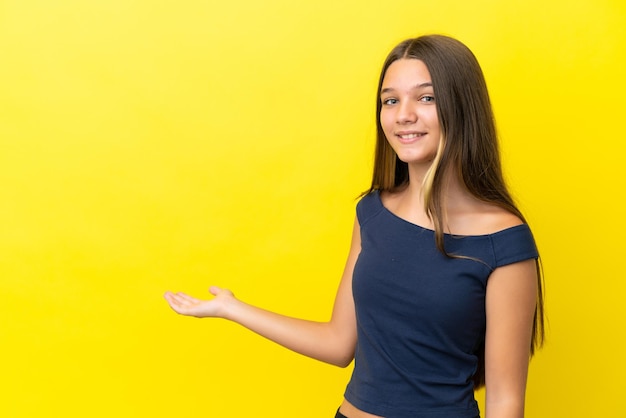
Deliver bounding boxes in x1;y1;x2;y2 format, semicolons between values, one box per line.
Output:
380;82;433;95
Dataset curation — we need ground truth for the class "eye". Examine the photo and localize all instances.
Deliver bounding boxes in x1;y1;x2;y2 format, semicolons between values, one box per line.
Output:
382;97;398;105
420;95;435;103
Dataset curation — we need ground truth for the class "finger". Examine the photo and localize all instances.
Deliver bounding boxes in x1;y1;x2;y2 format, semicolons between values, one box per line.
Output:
164;291;180;304
175;292;201;304
165;292;194;310
170;300;198;315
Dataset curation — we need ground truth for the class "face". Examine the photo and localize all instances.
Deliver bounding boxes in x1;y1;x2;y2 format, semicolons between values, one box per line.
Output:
379;59;441;167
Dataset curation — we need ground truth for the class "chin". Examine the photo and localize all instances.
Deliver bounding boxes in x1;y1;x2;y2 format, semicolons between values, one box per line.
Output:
396;154;436;165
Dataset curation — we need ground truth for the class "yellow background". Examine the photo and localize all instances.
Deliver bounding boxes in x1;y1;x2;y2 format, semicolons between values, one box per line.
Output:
1;0;624;416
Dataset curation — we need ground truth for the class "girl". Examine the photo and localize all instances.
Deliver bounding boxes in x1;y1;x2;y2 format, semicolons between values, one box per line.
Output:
164;34;544;418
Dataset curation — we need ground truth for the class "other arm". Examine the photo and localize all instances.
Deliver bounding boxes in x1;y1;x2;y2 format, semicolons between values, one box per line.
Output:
163;218;361;367
484;258;538;418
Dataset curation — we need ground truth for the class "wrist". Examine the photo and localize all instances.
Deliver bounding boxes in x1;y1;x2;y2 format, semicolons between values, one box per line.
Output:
219;293;241;321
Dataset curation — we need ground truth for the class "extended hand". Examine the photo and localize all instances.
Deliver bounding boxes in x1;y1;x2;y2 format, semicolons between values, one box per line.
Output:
163;286;234;318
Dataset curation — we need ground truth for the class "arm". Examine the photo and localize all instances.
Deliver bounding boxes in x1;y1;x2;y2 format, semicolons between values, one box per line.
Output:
163;217;361;367
484;259;538;418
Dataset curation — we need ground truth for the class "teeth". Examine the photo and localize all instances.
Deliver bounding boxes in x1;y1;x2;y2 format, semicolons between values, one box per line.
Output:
399;133;419;139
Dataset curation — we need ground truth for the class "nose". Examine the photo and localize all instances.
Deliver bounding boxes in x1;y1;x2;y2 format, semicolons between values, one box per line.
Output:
397;101;417;124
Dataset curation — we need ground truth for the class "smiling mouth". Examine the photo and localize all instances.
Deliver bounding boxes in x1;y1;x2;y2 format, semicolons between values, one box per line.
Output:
396;132;425;141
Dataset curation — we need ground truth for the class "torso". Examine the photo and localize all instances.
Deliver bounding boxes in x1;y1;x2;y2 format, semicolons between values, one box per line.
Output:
341;189;537;417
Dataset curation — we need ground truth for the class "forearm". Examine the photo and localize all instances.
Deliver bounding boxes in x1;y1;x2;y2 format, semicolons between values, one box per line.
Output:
484;398;525;418
484;373;527;418
223;297;355;367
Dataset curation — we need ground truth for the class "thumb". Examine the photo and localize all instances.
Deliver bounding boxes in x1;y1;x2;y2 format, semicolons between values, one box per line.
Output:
209;285;235;298
208;285;222;296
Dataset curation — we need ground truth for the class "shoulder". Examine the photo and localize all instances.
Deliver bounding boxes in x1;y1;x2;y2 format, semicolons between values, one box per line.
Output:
448;203;538;267
473;205;538;268
477;205;524;235
449;202;523;236
356;190;385;226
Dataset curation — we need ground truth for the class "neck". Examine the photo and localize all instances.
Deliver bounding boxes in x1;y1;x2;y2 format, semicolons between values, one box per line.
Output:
406;161;433;187
405;164;474;212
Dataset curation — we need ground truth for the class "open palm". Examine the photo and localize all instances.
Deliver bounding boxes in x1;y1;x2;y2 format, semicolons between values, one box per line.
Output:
163;286;233;318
